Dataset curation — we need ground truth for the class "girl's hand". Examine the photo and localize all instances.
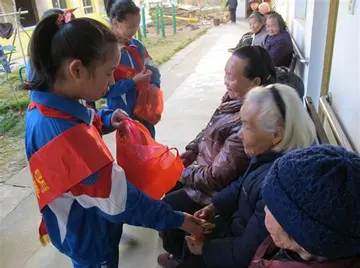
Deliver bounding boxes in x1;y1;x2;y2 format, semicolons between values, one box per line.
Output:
180;213;214;235
111;109;129;129
133;67;152;84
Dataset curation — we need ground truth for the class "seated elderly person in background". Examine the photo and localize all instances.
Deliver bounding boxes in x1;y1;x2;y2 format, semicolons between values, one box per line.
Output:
249;12;268;46
229;11;267;52
258;2;271;15
159;46;277;262
158;84;316;268
264;11;293;67
250;145;360;267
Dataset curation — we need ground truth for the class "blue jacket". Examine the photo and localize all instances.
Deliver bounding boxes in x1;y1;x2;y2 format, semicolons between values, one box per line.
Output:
25;60;33;82
25;91;183;266
202;153;281;268
105;38;161;138
264;31;293;67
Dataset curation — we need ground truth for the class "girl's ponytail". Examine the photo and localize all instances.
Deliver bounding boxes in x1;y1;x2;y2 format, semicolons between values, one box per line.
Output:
26;15;118;92
28;14;60;91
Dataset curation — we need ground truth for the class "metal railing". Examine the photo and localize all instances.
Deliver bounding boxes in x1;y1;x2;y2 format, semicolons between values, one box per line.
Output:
319;95;354;151
304;96;329;144
291;35;309;65
289;34;309;72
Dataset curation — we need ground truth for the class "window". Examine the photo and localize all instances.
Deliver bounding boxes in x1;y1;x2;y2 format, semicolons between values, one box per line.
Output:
52;0;67;9
83;0;94;14
295;0;308;19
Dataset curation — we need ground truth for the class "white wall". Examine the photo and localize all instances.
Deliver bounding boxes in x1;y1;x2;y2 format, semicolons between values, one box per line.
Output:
328;1;360;152
236;0;246;19
302;0;330;107
275;0;359;152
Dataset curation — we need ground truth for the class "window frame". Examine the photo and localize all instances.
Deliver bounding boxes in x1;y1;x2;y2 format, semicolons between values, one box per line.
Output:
52;0;68;9
82;0;94;14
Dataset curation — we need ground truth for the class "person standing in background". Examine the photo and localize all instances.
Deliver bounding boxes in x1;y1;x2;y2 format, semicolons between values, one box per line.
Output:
226;0;238;23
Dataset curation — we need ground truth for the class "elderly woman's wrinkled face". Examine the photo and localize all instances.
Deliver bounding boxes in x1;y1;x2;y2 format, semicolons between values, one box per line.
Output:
224;56;258;100
264;206;294;249
266;17;280;36
239;102;282;156
265;206;326;261
249;17;263;34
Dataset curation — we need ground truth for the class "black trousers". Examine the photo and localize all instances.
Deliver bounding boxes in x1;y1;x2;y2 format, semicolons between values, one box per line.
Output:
229;8;236;23
161;187;204;260
162;184;229;268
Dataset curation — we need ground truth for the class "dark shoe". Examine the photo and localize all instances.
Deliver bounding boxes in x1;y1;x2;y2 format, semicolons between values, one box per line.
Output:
157;253;180;268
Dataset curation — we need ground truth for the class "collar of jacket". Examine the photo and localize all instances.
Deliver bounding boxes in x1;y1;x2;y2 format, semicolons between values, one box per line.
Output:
249;152;282;169
255;25;266;35
252;237;360;268
219;93;244;113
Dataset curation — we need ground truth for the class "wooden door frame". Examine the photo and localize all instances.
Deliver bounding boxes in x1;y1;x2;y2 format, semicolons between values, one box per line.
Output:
319;0;339;102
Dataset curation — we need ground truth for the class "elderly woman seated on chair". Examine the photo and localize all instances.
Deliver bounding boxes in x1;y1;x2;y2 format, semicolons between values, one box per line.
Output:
158;84;316;268
249;145;360;268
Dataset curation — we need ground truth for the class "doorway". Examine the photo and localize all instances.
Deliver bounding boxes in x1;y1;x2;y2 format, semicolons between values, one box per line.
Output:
15;0;38;27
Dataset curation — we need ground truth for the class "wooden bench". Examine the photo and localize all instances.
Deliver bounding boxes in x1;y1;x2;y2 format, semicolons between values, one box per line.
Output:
305;95;355;152
304;96;329;144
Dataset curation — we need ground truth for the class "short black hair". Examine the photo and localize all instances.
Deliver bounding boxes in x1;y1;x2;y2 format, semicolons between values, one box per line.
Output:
28;15;118;91
233;45;277;85
248;11;264;23
107;0;140;22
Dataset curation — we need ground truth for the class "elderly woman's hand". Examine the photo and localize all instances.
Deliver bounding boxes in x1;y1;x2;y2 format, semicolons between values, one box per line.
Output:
185;235;204;255
180;150;197;167
194;203;217;222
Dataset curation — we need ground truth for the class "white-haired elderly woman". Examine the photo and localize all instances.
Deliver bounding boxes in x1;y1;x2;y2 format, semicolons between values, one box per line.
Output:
159;84;316;268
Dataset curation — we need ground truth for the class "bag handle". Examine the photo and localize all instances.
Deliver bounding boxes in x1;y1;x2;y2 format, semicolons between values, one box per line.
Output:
158;146;180;159
168;147;180;158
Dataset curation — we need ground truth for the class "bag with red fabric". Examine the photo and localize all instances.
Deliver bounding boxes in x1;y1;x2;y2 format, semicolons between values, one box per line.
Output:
116;118;183;199
113;46;163;125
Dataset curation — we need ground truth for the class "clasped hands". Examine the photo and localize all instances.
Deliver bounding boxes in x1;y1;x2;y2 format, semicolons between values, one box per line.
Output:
182;203;217;256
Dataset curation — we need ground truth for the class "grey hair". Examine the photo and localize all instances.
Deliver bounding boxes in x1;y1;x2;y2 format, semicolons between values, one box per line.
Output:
248;11;264;24
244;83;316;153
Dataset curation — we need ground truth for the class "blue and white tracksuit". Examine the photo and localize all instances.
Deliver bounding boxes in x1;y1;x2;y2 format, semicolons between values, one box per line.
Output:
25;91;184;268
105;38;161;138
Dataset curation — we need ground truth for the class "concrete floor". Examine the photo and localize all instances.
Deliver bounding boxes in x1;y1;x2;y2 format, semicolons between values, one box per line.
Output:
0;22;247;268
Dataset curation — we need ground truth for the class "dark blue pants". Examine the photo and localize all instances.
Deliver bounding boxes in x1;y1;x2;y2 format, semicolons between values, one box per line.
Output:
71;250;119;268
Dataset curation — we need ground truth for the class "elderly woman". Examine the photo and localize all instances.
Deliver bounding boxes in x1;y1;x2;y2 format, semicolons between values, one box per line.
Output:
250;145;360;267
259;2;271;15
229;12;267;52
159;46;277;265
159;84;316;268
249;12;268;46
264;12;293;67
